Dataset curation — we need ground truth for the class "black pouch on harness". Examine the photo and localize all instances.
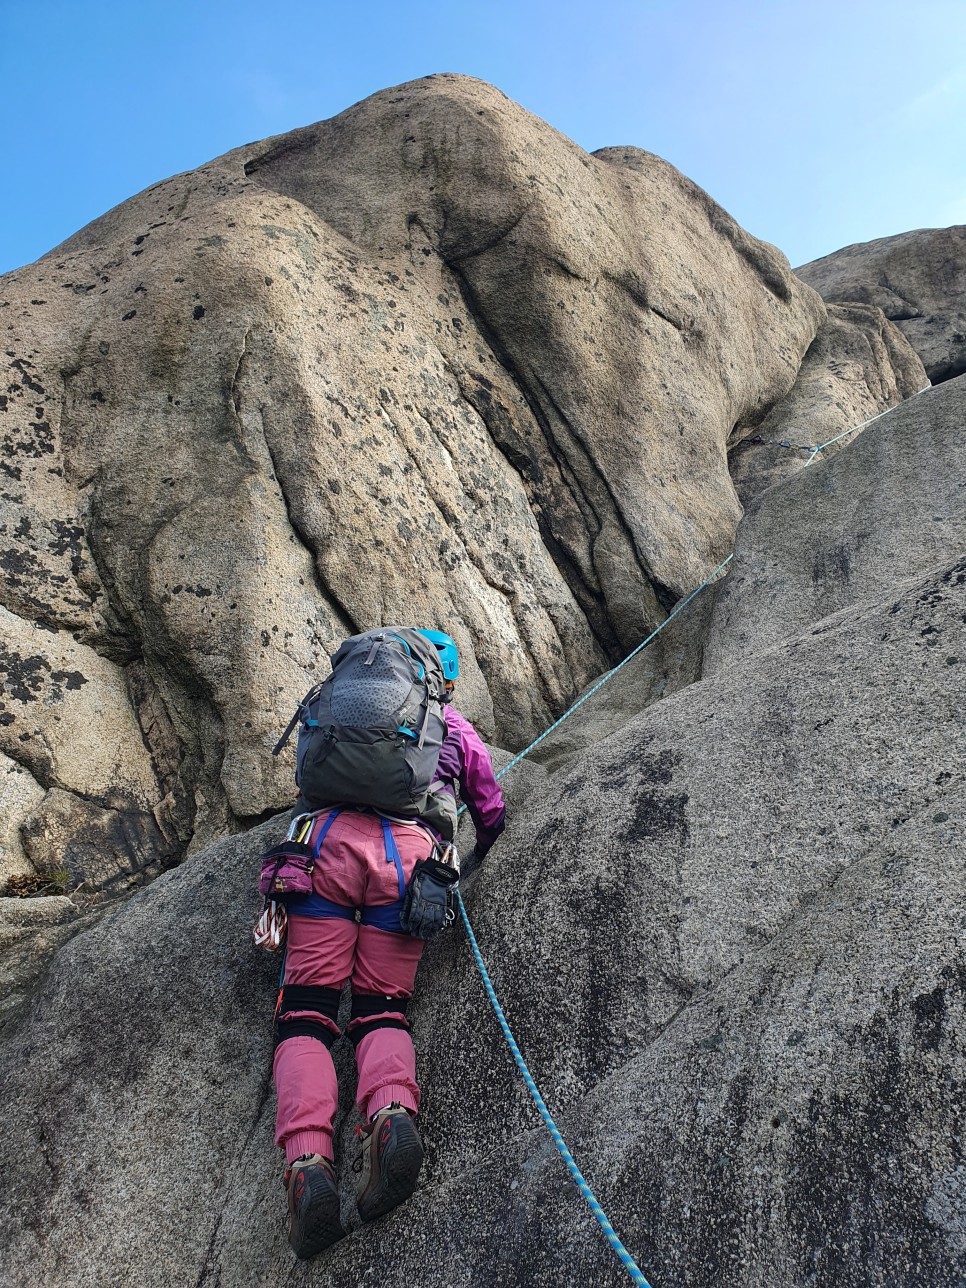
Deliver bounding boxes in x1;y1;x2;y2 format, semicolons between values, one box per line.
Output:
400;857;460;941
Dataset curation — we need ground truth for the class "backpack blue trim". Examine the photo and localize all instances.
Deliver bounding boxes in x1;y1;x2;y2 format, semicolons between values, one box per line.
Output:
386;633;425;680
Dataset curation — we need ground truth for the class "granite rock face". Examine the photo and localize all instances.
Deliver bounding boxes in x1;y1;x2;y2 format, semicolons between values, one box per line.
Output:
0;74;827;886
728;302;927;505
797;225;966;384
707;373;966;675
0;340;962;1288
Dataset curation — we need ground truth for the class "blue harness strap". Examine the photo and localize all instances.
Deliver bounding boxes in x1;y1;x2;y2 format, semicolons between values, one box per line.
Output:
286;811;408;932
291;893;356;921
286;810;352;920
309;808;342;853
360;901;405;933
381;818;407;899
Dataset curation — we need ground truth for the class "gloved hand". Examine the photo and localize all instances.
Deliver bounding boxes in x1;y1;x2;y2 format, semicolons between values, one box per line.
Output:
400;857;460;940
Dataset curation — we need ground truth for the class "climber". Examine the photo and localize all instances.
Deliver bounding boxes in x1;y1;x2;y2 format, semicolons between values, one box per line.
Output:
269;628;506;1259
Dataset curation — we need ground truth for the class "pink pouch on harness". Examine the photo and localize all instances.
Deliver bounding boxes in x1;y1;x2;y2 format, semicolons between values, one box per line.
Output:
258;840;316;899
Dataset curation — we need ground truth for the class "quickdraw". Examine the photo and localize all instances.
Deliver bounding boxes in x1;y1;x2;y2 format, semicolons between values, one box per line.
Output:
253;899;288;951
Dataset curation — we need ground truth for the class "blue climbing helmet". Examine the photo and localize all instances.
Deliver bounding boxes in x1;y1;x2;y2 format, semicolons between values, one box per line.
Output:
415;629;459;683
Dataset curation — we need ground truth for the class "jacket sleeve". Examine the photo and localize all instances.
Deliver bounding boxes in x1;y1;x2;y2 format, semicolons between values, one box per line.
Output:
448;709;506;856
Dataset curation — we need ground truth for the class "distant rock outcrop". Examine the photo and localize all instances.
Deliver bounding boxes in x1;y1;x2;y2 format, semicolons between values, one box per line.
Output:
0;74;828;891
709;374;966;672
797;225;966;384
728;301;927;504
0;376;962;1288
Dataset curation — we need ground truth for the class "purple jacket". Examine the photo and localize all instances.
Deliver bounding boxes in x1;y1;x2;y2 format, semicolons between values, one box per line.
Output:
436;706;506;856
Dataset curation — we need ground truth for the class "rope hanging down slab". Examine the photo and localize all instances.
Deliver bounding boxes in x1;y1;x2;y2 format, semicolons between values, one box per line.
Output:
456;552;733;1288
455;384;923;1281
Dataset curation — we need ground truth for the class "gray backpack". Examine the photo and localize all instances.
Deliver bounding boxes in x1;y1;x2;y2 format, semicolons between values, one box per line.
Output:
274;628;457;841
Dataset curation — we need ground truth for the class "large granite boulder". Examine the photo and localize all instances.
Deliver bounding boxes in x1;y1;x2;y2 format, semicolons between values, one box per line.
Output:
797;225;966;384
0;341;962;1288
0;74;825;885
728;301;927;505
708;373;966;674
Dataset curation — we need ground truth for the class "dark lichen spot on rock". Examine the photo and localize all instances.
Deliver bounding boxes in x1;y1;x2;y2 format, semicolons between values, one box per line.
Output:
53;669;88;692
193;306;205;320
600;740;689;847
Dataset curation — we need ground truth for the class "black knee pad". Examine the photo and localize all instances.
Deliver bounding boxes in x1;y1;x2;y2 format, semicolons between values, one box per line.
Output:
347;992;410;1049
274;983;341;1051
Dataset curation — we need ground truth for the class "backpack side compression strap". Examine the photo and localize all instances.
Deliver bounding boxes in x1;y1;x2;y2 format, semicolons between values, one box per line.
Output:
273;684;322;756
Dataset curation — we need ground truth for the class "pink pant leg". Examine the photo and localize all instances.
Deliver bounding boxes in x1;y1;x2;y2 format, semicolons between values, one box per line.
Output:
273;912;357;1164
354;1026;421;1120
350;922;425;1120
273;1037;339;1163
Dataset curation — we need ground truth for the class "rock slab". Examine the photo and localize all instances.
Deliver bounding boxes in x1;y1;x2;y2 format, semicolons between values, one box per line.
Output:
797;225;966;384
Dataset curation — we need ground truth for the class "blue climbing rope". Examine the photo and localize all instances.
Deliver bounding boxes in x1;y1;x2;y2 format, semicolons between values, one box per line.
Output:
488;552;734;786
747;385;931;467
455;553;733;1287
457;895;653;1287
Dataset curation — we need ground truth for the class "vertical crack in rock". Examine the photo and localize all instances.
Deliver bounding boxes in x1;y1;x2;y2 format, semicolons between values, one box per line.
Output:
226;327;359;640
440;254;631;655
527;370;674;618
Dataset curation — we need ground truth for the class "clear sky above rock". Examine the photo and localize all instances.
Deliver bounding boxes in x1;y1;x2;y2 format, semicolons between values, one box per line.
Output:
2;0;965;276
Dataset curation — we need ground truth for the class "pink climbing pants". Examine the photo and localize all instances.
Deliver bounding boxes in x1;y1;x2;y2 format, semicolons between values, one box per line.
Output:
272;809;434;1165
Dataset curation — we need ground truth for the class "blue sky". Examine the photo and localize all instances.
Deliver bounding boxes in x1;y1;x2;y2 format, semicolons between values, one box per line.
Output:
3;0;965;275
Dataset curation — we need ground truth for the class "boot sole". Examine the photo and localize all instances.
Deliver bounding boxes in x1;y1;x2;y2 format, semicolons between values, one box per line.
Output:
357;1117;424;1223
289;1168;345;1259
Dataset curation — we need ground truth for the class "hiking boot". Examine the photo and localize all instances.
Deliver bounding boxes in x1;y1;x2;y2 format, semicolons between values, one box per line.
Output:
285;1153;344;1259
354;1103;424;1222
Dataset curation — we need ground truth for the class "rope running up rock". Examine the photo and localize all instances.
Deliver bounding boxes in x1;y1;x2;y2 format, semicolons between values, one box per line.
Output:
456;552;733;1287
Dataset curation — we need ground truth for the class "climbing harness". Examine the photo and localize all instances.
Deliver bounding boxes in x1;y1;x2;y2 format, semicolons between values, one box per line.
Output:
455;553;732;1287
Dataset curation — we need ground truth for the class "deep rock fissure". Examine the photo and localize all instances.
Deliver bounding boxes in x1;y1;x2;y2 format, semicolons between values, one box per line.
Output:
436;245;621;655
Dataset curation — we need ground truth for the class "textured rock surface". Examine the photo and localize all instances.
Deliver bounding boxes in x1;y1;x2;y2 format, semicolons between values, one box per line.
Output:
0;352;962;1288
729;302;927;505
797;225;966;384
0;894;86;1038
0;74;825;881
707;373;966;675
0;753;44;885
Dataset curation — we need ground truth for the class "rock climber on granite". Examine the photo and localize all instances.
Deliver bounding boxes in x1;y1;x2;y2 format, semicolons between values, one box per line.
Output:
261;627;506;1258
